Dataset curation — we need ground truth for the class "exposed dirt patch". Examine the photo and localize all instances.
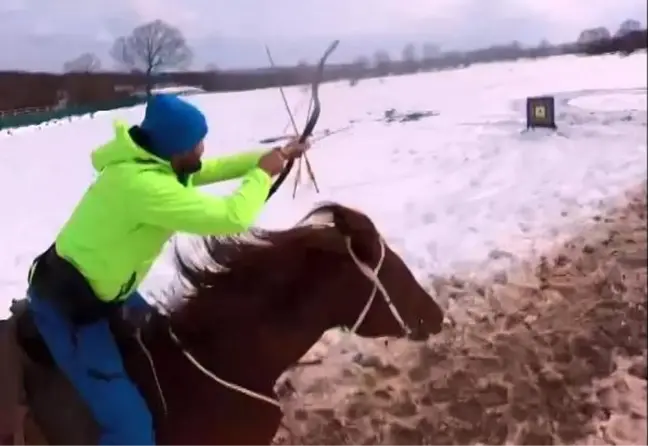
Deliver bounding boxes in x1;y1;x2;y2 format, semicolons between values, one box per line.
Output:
274;183;647;445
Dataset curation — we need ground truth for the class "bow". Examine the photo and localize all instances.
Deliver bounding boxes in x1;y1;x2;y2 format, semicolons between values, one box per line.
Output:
266;40;340;201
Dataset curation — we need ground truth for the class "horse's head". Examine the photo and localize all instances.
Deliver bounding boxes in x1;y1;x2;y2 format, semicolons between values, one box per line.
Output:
171;203;443;349
294;203;445;341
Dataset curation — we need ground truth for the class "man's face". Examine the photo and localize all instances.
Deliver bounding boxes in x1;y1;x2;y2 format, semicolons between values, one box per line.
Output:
171;141;204;175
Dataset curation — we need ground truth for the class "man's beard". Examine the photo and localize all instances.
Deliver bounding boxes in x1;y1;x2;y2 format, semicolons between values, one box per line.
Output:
177;159;202;175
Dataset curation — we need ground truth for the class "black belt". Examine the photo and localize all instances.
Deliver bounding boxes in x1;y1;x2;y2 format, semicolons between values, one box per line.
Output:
28;245;122;325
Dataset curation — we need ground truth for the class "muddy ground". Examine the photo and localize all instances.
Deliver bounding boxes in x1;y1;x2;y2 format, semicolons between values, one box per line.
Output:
274;183;647;445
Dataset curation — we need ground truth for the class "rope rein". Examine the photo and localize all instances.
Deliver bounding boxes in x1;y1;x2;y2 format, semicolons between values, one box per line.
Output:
140;235;411;412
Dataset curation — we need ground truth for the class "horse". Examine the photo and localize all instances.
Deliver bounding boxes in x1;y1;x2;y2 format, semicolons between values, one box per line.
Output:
0;202;444;445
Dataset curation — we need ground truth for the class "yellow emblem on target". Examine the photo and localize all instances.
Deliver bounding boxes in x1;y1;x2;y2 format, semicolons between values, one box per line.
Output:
526;95;556;130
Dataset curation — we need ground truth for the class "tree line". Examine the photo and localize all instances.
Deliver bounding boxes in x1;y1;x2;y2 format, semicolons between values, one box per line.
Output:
1;19;645;112
62;19;645;77
347;19;645;80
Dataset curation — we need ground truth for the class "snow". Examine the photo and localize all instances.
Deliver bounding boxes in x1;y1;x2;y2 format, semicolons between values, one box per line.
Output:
153;85;205;94
569;91;647;112
1;51;646;318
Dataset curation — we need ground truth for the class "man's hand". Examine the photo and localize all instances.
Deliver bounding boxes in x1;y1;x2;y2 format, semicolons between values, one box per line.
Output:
116;290;153;332
258;137;311;177
279;137;310;159
258;148;287;176
110;304;153;339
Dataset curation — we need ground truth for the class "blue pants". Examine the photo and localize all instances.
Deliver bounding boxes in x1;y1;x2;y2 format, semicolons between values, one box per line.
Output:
28;290;154;445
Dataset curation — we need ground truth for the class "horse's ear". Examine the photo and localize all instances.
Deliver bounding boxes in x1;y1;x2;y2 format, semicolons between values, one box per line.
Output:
327;205;379;261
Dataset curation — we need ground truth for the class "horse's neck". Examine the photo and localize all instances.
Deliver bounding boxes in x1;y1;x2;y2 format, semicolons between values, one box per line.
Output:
198;327;323;385
139;315;324;394
132;317;280;393
249;328;332;392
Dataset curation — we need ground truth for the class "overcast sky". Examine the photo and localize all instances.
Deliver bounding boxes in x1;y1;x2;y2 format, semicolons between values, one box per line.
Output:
1;0;645;71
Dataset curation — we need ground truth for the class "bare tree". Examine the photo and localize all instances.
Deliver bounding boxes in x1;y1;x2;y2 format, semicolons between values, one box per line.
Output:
529;39;554;58
62;53;102;73
577;26;611;44
294;59;312;85
348;56;370;86
421;43;440;60
373;50;391;76
350;56;369;73
401;43;417;62
401;43;418;73
616;19;642;37
111;20;192;93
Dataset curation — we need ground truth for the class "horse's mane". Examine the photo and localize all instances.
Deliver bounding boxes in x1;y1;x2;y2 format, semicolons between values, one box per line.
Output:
168;203;364;327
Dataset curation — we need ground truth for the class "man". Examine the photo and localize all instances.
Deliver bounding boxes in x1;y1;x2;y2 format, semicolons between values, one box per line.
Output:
26;93;308;445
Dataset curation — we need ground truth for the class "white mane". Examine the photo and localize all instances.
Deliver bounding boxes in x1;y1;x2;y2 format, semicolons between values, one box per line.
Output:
294;201;338;229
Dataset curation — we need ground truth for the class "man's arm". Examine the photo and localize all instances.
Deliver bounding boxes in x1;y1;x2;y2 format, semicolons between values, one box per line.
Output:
193;150;264;186
128;166;271;235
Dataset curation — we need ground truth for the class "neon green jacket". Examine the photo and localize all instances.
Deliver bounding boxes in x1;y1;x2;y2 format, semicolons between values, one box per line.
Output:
54;120;270;302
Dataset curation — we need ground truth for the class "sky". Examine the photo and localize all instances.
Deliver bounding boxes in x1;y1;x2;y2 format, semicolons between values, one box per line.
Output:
0;0;646;71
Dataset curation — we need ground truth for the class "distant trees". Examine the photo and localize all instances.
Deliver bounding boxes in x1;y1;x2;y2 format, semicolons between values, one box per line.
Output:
419;43;442;70
63;53;102;73
401;43;418;72
351;56;370;72
538;39;552;49
111;19;192;94
373;50;391;76
38;14;646;112
421;43;440;60
577;27;612;44
295;59;311;74
348;56;370;85
616;19;642;37
527;39;557;58
575;19;647;55
294;59;312;85
401;43;416;62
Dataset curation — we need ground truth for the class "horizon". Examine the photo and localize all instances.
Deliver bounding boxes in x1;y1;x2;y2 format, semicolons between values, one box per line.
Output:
0;0;646;72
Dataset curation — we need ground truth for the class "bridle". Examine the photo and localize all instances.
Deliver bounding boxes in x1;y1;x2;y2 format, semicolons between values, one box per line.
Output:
344;237;411;336
135;40;412;414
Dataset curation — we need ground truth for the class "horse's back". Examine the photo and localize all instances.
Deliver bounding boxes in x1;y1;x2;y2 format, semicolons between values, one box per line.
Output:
0;299;98;445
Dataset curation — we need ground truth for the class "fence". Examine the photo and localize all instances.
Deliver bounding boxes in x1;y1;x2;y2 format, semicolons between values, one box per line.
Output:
0;97;146;131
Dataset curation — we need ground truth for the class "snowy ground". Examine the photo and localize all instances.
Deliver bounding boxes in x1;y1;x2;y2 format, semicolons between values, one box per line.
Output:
0;52;646;318
275;183;647;445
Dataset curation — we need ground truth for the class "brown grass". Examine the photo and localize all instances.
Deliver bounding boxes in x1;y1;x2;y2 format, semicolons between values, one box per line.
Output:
274;183;647;445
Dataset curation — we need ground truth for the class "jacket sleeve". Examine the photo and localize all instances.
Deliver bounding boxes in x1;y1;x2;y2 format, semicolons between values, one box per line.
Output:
192;150;264;186
128;167;271;235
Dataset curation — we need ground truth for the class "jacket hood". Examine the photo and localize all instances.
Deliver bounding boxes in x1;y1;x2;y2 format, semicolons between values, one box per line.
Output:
91;120;169;172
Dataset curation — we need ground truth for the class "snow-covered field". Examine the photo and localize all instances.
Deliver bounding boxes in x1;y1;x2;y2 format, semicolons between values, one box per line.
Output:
0;52;646;319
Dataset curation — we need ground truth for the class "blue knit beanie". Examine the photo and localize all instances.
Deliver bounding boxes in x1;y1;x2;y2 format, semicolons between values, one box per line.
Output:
140;94;208;160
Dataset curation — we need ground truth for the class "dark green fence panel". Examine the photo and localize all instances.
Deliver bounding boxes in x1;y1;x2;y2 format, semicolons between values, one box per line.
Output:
0;97;146;131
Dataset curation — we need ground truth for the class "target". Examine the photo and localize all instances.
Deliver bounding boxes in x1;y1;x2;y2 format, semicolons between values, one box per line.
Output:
526;96;557;130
